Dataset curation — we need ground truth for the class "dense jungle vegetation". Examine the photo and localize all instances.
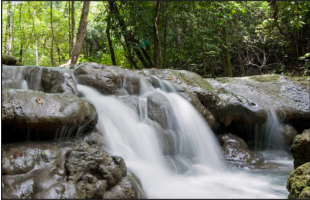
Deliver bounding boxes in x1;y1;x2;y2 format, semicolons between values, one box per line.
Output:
2;1;310;77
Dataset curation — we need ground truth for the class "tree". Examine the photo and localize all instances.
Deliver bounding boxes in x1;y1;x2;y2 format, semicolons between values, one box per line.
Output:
69;1;90;65
220;26;232;77
71;1;75;54
5;1;12;55
50;1;54;67
153;1;161;69
109;1;152;68
106;8;117;65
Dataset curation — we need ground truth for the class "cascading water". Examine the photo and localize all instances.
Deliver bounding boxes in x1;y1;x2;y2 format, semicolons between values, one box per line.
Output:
77;72;291;198
252;109;285;151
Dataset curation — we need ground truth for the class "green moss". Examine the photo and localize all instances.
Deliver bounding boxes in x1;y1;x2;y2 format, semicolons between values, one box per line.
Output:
249;75;280;82
216;77;232;83
169;70;215;93
287;163;310;199
285;76;310;86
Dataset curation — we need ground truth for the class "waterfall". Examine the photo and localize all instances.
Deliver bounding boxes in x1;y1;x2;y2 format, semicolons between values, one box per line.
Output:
77;74;290;198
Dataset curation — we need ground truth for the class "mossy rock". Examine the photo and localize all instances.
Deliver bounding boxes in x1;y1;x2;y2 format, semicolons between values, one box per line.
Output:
248;74;281;82
169;70;215;93
285;76;310;86
3;55;18;65
290;129;310;169
214;77;233;84
15;61;23;66
286;162;310;199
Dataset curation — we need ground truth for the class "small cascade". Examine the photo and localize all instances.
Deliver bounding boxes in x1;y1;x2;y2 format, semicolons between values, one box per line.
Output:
21;80;28;89
138;97;148;121
253;109;284;151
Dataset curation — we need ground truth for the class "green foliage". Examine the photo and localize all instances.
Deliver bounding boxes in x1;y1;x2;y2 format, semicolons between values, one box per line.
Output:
2;1;309;76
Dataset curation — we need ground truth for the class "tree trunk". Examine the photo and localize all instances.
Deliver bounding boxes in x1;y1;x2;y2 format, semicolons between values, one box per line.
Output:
5;1;12;55
36;40;39;66
106;13;117;65
173;18;180;48
202;47;207;77
68;1;71;56
163;2;168;68
71;1;75;52
11;3;15;55
50;1;54;67
154;1;161;69
70;1;90;64
221;27;233;77
108;1;151;68
19;3;23;63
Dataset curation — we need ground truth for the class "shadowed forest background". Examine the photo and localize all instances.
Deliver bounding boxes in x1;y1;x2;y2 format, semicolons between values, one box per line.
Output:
2;1;310;77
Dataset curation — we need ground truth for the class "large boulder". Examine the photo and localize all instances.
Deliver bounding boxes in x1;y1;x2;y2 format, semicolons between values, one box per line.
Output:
290;129;310;169
74;62;141;96
1;133;147;199
286;162;310;199
2;65;78;95
2;88;97;142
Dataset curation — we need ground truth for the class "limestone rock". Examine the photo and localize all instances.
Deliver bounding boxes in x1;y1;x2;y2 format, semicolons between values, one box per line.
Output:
2;89;97;142
74;62;141;96
1;137;147;199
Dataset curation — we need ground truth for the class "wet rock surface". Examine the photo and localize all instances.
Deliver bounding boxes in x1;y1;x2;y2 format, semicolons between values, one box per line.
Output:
205;75;310;128
2;88;97;142
290;129;310;169
281;124;299;147
218;133;265;166
118;95;140;114
286;162;310;199
1;132;146;199
74;62;140;96
2;65;78;95
146;91;172;129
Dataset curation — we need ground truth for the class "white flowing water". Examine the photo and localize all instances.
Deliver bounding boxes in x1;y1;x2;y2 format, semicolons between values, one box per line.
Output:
21;80;28;89
253;109;285;151
77;76;292;198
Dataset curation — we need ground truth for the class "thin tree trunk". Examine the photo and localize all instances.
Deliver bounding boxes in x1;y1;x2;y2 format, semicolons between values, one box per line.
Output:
36;40;39;66
19;2;23;63
50;1;54;67
173;18;180;48
154;1;161;69
11;3;14;55
71;1;75;51
6;1;12;55
68;1;71;56
106;13;117;65
70;1;90;64
221;27;233;77
163;2;168;68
